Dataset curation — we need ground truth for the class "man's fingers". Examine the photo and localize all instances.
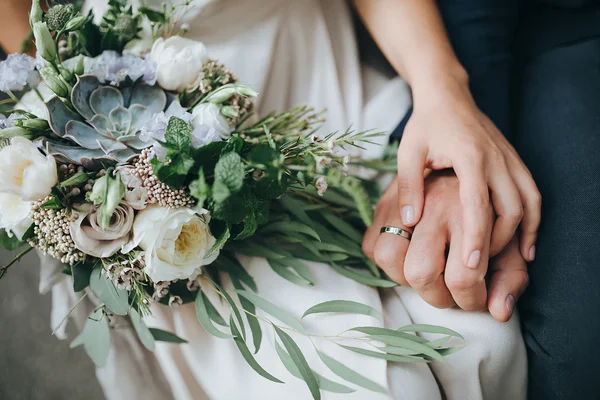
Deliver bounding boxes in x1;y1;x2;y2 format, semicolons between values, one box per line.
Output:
488;166;523;256
454;155;491;270
444;224;488;311
404;222;454;308
373;201;411;286
510;162;541;262
487;237;529;322
396;138;427;227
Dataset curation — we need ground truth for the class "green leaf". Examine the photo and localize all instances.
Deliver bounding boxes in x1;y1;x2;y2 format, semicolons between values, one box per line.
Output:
89;267;129;315
164;116;192;152
274;326;320;400
149;328;188;344
41;196;62;210
70;308;110;367
236;290;306;334
275;342;354;394
321;212;363;243
338;345;429;364
211;195;247;224
254;176;287;200
302;300;382;321
268;259;313;286
234;211;257;241
194;289;233;339
351;327;428;344
206;223;229;259
233;241;288;261
189;168;210;208
261;221;320;241
0;229;25;251
151;152;195;189
398;324;464;339
130;308;156;351
217;255;257;292
425;336;452;349
436;346;465;356
215;282;246;340
230;275;262;353
214;152;245;196
58;171;93;189
317;350;387;394
380;346;420;356
72;262;93;292
230;315;283;383
138;7;167;23
329;264;397;288
367;336;446;363
202;291;228;327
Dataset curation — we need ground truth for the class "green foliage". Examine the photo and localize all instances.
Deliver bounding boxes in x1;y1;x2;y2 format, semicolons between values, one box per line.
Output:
130;308;156;351
195;288;233;339
302;300;382;321
189;168;209;207
149;328;187;344
70;308;110;367
150;117;195;189
89;266;129;315
72;261;94;292
213;152;245;200
99;0;141;51
0;230;25;251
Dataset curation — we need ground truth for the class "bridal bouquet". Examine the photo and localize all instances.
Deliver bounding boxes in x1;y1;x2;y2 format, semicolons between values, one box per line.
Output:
0;1;462;398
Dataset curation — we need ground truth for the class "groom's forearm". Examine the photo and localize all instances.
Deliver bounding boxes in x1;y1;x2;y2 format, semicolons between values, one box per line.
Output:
353;0;469;103
0;0;32;54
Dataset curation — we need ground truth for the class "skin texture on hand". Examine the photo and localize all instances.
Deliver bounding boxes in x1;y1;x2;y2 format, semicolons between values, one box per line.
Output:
363;172;529;322
0;1;33;54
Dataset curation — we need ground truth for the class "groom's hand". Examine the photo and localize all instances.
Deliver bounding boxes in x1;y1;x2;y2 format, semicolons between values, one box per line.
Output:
362;171;528;321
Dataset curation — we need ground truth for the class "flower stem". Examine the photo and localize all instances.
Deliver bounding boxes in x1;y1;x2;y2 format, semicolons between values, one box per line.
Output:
0;246;34;279
6;91;20;104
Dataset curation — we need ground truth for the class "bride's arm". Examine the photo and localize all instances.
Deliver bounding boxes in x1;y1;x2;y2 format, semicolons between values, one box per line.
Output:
0;0;32;54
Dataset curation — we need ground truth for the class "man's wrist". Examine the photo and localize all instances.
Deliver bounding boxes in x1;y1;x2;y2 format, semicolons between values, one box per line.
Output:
410;63;472;108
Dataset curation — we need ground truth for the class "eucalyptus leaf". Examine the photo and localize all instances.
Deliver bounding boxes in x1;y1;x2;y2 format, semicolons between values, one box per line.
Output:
351;327;428;344
149;328;188;344
330;264;397;288
398;324;464;339
261;221;320;241
321;212;363;243
230;276;262;354
217;255;257;292
436;346;465;356
302;300;382;321
72;262;93;292
275;342;354;394
202;291;228;327
317;350;387;394
425;336;451;349
230;316;283;384
268;259;313;286
194;289;233;339
70;308;110;367
130;308;156;351
338;345;429;364
274;326;320;400
214;282;246;340
236;290;306;334
89;267;129;315
367;336;446;363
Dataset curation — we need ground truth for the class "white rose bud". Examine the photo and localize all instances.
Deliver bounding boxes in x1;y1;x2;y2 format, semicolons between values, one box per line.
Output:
150;36;208;92
29;0;43;27
0;137;57;201
132;205;218;282
33;22;56;63
315;176;328;196
191;103;233;140
0;193;32;241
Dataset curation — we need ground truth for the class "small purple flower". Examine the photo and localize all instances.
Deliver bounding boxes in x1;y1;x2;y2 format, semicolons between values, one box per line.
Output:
0;54;40;93
84;51;157;86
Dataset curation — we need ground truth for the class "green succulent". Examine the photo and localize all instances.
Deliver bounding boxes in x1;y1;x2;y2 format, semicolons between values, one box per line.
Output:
44;75;167;170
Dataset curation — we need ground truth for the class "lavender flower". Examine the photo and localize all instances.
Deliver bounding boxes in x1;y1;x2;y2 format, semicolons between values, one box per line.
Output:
84;51;157;86
0;54;40;93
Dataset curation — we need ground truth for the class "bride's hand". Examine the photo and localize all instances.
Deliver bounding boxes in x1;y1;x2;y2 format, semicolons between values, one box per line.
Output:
399;80;541;267
363;172;529;321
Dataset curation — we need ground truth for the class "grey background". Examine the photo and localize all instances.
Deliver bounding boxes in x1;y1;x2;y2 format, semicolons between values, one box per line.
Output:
0;249;104;400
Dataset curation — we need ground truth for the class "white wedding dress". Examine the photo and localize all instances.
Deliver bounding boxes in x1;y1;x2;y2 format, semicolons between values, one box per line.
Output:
41;0;527;399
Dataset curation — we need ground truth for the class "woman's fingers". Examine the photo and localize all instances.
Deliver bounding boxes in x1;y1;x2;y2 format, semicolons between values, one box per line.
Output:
362;182;395;261
488;164;523;257
453;153;491;270
487;237;529;322
396;138;427;227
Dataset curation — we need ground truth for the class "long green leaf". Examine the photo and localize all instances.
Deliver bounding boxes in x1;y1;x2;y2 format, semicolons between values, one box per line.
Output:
425;336;451;349
269;259;313;286
194;289;233;339
89;267;129;315
230;316;283;383
217;255;257;292
261;221;321;241
214;282;247;340
130;308;156;351
436;346;465;356
351;327;428;344
338;345;429;364
274;326;320;400
149;328;187;344
330;264;397;288
398;324;464;339
379;346;419;356
70;308;110;367
317;350;387;394
202;292;228;327
236;290;306;334
302;300;382;321
368;336;446;363
275;342;354;394
321;212;363;243
230;276;262;354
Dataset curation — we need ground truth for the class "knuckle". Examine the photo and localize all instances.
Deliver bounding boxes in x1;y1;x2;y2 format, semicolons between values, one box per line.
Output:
405;266;437;289
505;204;524;221
513;270;530;292
361;240;374;259
445;274;479;293
374;247;397;271
462;143;486;167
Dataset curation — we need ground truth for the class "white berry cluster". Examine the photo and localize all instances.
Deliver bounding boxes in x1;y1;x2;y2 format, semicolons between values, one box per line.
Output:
133;149;195;208
28;197;83;265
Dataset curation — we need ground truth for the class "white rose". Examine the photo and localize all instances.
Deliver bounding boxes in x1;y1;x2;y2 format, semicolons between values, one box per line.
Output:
191;103;233;139
0;137;58;201
70;202;134;258
150;36;208;92
116;165;149;210
0;193;32;240
132;205;218;282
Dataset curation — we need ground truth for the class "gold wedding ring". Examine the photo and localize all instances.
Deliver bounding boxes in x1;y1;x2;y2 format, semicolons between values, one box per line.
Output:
380;226;412;241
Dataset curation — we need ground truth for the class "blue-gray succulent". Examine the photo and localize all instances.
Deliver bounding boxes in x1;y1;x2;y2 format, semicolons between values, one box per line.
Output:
44;75;167;169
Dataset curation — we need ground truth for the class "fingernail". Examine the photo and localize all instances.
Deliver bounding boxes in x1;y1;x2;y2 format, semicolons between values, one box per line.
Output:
528;245;536;261
506;295;515;316
401;206;415;225
467;250;481;269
